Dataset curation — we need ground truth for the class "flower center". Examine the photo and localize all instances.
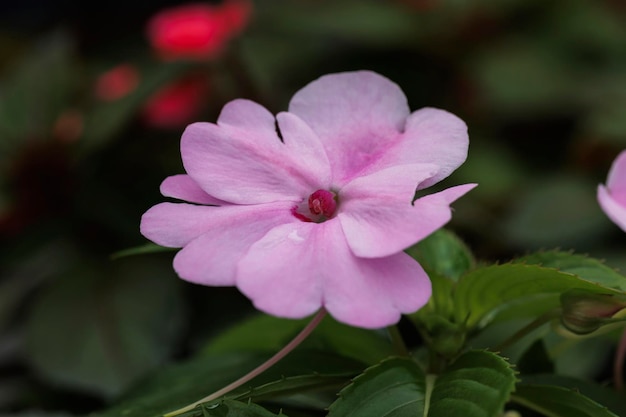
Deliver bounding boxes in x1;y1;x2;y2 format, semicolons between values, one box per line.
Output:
308;189;336;217
292;189;337;223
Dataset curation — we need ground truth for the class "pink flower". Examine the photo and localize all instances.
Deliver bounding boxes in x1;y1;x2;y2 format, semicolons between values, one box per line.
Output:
146;0;252;61
140;71;475;328
598;150;626;232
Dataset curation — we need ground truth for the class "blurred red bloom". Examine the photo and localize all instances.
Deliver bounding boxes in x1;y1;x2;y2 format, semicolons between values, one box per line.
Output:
94;63;140;101
52;109;84;143
142;75;210;129
146;0;252;61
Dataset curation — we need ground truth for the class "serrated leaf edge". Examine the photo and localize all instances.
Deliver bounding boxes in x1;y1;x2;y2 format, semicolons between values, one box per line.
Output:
326;356;418;414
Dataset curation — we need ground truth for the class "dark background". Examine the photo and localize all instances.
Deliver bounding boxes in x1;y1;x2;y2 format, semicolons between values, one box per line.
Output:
1;1;626;415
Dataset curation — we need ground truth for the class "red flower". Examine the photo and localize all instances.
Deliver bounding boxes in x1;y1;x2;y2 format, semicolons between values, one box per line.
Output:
142;75;210;129
94;63;140;101
146;0;252;61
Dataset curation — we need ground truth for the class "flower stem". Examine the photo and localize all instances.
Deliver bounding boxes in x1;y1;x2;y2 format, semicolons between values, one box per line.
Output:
163;308;327;417
423;374;437;416
613;326;626;390
387;324;409;356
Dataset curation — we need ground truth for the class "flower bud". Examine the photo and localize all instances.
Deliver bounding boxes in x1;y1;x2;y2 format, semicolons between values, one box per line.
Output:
560;290;626;335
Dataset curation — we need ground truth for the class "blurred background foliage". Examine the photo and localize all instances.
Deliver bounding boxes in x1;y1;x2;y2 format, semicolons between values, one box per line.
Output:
1;0;626;415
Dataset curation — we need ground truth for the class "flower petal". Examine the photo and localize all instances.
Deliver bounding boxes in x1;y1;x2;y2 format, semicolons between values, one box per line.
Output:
171;203;296;286
323;251;431;329
236;221;325;318
384;107;469;189
276;111;332;186
181;99;330;204
140;201;294;248
339;172;477;258
236;219;431;328
598;185;626;233
160;174;229;205
288;70;409;184
606;150;626;198
217;98;277;137
598;151;626;232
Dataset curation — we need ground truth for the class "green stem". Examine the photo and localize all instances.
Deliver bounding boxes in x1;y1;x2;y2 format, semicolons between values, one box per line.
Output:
163;308;327;417
423;374;437;416
493;309;560;353
387;324;409;356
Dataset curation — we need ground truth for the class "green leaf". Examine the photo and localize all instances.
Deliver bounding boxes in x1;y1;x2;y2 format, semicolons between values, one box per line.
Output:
411;312;466;359
202;314;393;365
453;263;623;329
328;350;516;417
519;375;626;417
94;350;362;417
515;251;626;292
511;384;619;417
95;352;268;417
406;228;473;345
418;272;456;320
110;243;176;260
411;274;466;359
427;350;516;417
23;257;185;399
543;332;616;381
230;373;353;404
225;350;363;391
327;357;426;416
406;229;475;342
307;317;394;365
185;400;284;417
513;251;626;334
406;228;475;282
467;317;551;365
201;315;305;355
477;252;626;335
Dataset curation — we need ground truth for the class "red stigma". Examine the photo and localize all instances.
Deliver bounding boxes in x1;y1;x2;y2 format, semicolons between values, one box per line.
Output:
308;190;336;218
292;189;338;223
